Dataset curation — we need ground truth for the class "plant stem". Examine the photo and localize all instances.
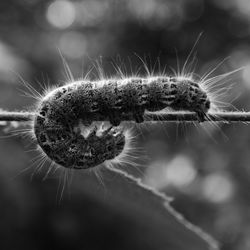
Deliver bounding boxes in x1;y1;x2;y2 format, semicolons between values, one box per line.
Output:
1;111;250;122
0;112;34;121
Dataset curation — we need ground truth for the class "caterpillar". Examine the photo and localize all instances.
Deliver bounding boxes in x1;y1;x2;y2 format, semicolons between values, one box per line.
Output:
34;75;211;170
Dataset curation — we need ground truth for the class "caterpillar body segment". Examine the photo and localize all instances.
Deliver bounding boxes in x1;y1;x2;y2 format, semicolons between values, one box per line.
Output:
34;115;126;169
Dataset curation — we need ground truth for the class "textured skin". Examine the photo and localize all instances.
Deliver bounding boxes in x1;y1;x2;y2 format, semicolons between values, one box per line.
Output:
34;76;210;169
34;95;125;169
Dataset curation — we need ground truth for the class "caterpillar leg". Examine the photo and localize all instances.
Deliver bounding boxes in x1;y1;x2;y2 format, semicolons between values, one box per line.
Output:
109;112;122;126
131;106;145;123
195;111;207;123
133;111;144;123
134;114;144;123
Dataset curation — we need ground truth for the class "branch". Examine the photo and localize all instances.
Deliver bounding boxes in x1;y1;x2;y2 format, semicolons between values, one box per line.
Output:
1;111;250;122
0;112;34;121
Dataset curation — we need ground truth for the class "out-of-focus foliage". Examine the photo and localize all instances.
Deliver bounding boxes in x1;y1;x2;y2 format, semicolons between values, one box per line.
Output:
1;0;250;249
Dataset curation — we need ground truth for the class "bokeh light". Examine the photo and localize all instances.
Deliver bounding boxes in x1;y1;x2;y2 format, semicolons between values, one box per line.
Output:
59;32;87;59
165;155;197;188
46;0;76;29
236;0;250;18
0;41;26;78
127;0;179;29
202;173;235;203
143;159;170;189
242;63;250;88
75;0;109;27
128;0;158;20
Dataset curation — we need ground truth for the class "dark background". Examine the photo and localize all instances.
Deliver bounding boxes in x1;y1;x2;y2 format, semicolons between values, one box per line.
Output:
0;0;250;249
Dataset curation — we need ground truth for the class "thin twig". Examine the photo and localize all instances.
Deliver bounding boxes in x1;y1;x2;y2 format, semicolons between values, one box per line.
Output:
1;111;250;122
0;112;34;121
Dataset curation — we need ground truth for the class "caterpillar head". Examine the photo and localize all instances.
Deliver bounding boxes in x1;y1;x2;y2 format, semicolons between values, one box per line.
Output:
162;77;211;114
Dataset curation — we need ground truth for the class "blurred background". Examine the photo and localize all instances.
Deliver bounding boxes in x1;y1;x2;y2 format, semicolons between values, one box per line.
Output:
1;0;250;249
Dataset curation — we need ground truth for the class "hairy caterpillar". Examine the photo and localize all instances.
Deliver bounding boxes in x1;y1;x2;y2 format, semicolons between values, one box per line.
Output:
34;76;211;170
